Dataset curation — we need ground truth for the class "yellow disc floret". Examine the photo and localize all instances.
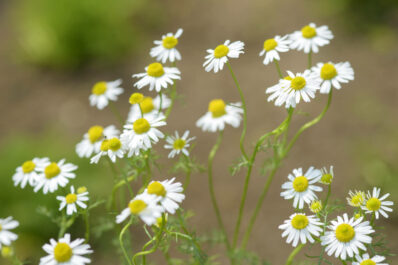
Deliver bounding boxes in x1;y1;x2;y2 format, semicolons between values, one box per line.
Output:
100;139;110;151
284;76;293;81
88;125;104;143
108;138;122;151
348;191;365;207
129;93;144;105
22;160;36;173
133;118;151;134
92;82;107;95
77;186;87;194
54;242;73;262
320;63;337;80
310;200;323;213
293;176;309;192
335;224;355;243
291;214;309;230
214;44;229;58
208;99;227;118
301;25;317;39
264;38;278;51
360;259;376;265
1;246;12;258
162;36;178;49
291;76;306;91
65;193;77;204
129;199;147;214
45;163;61;179
147;181;167;197
140;97;155;114
147;63;165;77
366;197;381;211
173;139;186;150
321;173;333;184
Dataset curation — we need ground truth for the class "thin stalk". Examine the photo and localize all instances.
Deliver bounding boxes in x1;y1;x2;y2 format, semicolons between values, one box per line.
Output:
109;101;124;125
119;220;133;265
107;158;133;197
282;108;294;146
285;244;305;265
324;184;332;207
274;60;283;78
183;155;192;191
83;211;90;243
165;62;177;120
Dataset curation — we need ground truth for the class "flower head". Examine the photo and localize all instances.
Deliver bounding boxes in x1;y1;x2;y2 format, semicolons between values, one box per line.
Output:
203;40;244;73
75;125;119;158
164;130;195;158
289;23;333;53
133;63;180;92
150;28;183;63
127;94;171;122
361;187;393;219
89;79;124;110
259;35;291;65
0;217;19;249
309;200;323;214
90;137;125;164
352;253;388;265
347;190;366;207
311;62;354;94
56;186;89;215
12;157;49;188
320;166;334;184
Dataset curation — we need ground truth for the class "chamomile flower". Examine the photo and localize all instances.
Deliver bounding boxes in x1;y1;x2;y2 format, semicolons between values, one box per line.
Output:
196;99;243;132
362;187;393;219
34;159;78;194
280;167;323;209
121;115;166;157
116;193;164;225
164;131;195;158
289;23;333;53
150;28;183;63
259;35;291;65
353;254;388;265
279;213;323;247
309;200;323;214
266;71;319;108
12;157;49;188
311;62;354;94
347;190;366;207
89;79;123;110
321;213;374;260
203;40;244;73
144;178;185;214
320;165;334;184
133;63;180;92
90;137;125;164
127;94;171;122
0;217;19;248
39;233;92;265
56;186;89;215
75;125;119;158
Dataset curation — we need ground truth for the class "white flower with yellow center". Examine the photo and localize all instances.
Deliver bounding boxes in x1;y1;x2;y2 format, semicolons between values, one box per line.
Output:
311;62;354;94
34;159;78;194
196;99;243;132
144;178;185;214
121;115;166;157
116;193;164;225
89;79;123;110
75;125;119;158
259;35;291;65
0;217;19;249
347;190;366;207
164;131;195;158
266;71;319;108
280;167;323;209
12;157;49;188
321;213;374;260
39;233;92;265
90;137;125;164
309;200;323;214
203;40;244;73
353;254;388;265
56;186;89;215
133;63;180;92
320;165;334;185
127;94;171;122
150;28;183;63
279;213;323;247
361;187;393;219
289;23;333;53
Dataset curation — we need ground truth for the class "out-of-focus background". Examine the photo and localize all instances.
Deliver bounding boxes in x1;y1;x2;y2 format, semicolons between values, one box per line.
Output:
1;0;397;264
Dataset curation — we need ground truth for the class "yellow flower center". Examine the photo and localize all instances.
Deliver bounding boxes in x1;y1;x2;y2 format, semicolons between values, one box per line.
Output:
264;38;278;51
335;224;355;243
310;200;323;213
366;197;381;211
291;77;306;91
301;25;317;39
92;81;107;95
44;163;61;179
354;213;362;219
108;138;122;151
321;173;333;184
291;215;309;230
162;36;178;49
292;176;309;192
147;63;165;77
140;97;155;114
22;160;36;173
208;99;227;118
129;199;147;214
54;242;73;262
88;125;104;143
214;44;229;58
284;76;293;81
147;181;167;197
1;246;12;258
360;259;376;265
173;139;186;150
0;224;2;231
77;186;87;194
129;93;144;105
320;63;337;80
350;192;365;207
65;193;77;204
133;118;151;134
100;139;110;151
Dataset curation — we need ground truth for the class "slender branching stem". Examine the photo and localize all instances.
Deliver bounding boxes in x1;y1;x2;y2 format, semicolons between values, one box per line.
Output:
119;219;133;265
285;244;305;265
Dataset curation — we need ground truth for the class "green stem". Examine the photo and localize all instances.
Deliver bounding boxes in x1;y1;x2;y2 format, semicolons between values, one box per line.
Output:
108;175;136;211
109;101;124;125
340;259;348;265
158;91;163;114
274;60;283;78
308;51;312;68
119;220;133;265
282;108;294;146
83;211;90;243
183;155;192;191
324;184;332;207
107;158;133;197
285;244;305;265
165;62;177;120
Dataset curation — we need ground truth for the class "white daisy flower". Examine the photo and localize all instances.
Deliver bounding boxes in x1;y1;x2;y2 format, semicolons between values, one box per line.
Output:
0;217;19;248
361;187;394;219
90;137;125;164
116;193;164;226
75;125;119;158
266;71;320;108
34;159;78;194
347;190;366;208
353;253;388;265
321;213;374;260
150;28;183;63
133;63;180;92
279;213;323;247
12;157;49;188
320;165;334;184
203;40;244;73
127;94;171;123
259;35;291;65
89;79;123;110
56;186;89;215
289;23;333;54
39;233;92;265
280;167;323;209
144;178;185;214
311;62;354;94
196;99;243;132
164;130;195;158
